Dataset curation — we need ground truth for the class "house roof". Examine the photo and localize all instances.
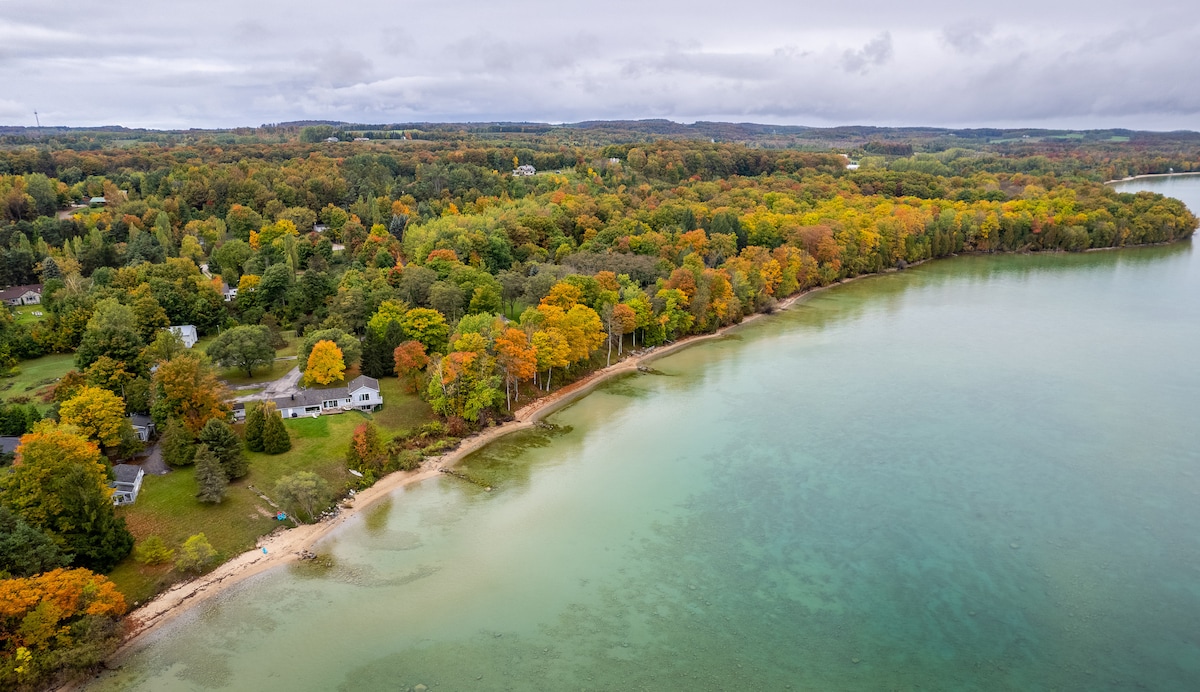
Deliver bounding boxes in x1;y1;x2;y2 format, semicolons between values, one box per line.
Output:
0;284;42;301
169;325;198;337
128;414;154;429
0;436;21;454
349;375;379;392
112;464;143;484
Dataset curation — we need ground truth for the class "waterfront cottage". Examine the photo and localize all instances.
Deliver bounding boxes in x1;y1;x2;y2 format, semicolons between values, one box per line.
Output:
233;376;383;420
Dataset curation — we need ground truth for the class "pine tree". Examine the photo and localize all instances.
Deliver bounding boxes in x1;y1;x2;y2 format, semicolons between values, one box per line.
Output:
261;408;291;454
160;417;195;467
193;444;228;503
198;418;247;480
361;329;389;379
244;402;265;452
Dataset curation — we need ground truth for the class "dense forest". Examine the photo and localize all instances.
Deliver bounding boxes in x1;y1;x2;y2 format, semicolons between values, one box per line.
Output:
0;122;1196;688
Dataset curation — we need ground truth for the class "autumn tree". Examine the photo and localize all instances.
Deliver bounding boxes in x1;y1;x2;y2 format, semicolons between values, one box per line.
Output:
346;422;384;473
134;536;174;566
495;328;537;408
399;307;449;353
206;325;274;378
0;423;134;572
426;350;501;423
198;418;247;480
393;340;429;393
303;339;345;386
58;386;132;450
0;568;126;687
297;328;361;372
261;405;291;454
151;353;231;434
193;444;228;504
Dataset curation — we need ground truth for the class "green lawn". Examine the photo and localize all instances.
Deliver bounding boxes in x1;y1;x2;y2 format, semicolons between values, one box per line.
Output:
111;412;369;602
0;352;75;404
276;330;300;358
10;304;46;327
368;378;437;433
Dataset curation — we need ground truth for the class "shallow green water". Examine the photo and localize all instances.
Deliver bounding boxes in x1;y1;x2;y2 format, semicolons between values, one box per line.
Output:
93;178;1200;691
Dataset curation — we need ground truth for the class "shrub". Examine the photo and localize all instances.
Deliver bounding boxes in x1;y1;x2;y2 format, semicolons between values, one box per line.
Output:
176;533;217;573
134;536;175;566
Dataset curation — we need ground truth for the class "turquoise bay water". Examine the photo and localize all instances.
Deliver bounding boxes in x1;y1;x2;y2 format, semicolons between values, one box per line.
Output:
93;178;1200;691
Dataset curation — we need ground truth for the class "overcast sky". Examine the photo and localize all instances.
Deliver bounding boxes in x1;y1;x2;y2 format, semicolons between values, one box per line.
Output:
2;0;1198;130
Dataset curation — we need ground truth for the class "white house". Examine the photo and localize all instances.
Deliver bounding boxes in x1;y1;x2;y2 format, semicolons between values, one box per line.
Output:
111;464;145;506
220;282;238;302
169;325;199;348
0;284;42;306
512;164;536;177
234;375;383;420
128;414;156;442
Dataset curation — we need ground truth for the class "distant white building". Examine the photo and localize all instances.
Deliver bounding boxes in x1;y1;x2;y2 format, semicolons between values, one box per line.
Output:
169;325;199;348
220;282;238;302
512;164;536;177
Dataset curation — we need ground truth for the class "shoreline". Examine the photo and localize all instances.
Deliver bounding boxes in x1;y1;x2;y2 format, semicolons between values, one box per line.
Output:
1104;171;1200;185
109;280;830;660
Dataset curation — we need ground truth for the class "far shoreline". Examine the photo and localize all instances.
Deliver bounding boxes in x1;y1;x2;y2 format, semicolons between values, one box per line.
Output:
1104;171;1200;185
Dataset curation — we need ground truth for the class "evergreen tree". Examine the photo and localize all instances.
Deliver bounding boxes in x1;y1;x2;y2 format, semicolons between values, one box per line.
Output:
244;402;265;452
193;444;228;503
160;417;195;467
261;408;291;454
361;329;389;378
198;418;247;479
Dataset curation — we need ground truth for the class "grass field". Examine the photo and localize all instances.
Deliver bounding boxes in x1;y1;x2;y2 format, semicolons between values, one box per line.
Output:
0;352;74;404
109;382;436;603
10;304;46;327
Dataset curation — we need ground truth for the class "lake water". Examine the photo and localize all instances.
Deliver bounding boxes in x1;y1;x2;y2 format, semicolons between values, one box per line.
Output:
92;176;1200;691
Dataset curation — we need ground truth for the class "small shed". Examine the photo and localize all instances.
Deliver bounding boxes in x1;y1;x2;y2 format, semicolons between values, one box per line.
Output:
111;464;145;506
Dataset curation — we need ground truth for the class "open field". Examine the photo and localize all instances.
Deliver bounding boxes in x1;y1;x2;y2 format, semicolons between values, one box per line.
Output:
0;352;74;404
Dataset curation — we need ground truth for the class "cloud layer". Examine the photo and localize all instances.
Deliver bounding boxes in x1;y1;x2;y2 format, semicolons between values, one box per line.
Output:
2;0;1198;130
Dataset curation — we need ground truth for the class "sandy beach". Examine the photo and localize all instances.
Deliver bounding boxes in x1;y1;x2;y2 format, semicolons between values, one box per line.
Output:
111;286;822;658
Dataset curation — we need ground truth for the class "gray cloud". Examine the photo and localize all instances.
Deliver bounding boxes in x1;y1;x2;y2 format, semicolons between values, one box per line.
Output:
841;32;893;74
0;1;1197;129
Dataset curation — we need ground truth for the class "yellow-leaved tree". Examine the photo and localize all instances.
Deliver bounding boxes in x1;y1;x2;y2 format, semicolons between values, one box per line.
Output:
59;386;128;449
303;339;345;386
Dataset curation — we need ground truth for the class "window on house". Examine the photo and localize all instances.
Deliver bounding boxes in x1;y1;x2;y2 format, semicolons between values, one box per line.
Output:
360;393;369;401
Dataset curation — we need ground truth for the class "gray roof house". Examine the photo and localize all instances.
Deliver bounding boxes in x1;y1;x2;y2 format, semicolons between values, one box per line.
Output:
233;375;382;420
0;284;42;306
169;325;199;348
128;414;156;442
0;436;21;454
111;464;145;506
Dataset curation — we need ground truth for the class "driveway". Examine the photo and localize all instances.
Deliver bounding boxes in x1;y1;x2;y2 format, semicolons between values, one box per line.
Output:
232;365;302;404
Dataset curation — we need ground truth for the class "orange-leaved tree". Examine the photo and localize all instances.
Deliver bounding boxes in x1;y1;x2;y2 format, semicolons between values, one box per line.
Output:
494;328;537;408
303;339;345;386
393;340;429;393
152;353;231;434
